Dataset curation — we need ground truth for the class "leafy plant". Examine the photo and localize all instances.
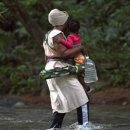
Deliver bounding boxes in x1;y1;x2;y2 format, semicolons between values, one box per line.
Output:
0;0;130;95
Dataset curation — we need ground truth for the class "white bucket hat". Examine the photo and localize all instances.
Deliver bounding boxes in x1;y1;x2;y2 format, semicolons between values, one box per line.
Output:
48;9;69;26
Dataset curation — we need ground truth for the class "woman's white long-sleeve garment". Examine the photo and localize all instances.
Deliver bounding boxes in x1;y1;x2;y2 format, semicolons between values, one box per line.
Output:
43;29;88;113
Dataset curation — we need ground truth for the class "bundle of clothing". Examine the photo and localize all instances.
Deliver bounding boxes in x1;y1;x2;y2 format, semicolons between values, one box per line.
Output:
40;64;85;79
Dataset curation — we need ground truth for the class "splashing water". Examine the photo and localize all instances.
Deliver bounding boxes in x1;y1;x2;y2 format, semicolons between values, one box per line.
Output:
46;122;104;130
0;105;130;130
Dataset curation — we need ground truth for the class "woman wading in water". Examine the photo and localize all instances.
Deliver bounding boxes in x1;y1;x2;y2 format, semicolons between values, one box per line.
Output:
43;9;89;129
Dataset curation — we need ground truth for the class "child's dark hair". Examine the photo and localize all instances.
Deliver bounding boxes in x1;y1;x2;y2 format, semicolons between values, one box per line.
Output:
68;20;80;33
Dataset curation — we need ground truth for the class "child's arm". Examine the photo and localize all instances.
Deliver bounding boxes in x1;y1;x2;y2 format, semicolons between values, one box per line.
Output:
54;35;74;48
61;35;74;48
53;33;85;57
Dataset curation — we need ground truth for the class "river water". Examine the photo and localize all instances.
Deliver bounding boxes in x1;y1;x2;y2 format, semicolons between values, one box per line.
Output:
0;105;130;130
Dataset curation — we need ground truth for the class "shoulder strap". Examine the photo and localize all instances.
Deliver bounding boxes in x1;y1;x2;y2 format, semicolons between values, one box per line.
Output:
44;30;56;51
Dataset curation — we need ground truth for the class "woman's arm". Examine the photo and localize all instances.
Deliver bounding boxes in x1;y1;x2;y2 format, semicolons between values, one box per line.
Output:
53;33;84;57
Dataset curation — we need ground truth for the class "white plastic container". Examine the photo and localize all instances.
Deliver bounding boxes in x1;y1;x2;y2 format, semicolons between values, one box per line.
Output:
84;56;98;83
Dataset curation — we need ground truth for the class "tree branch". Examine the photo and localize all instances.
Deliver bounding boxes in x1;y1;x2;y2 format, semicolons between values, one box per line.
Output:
3;0;43;45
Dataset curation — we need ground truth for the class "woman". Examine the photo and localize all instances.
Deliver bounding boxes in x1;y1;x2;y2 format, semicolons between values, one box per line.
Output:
43;9;89;129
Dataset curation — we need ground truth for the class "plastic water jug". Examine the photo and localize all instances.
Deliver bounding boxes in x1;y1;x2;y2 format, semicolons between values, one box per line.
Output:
84;56;98;83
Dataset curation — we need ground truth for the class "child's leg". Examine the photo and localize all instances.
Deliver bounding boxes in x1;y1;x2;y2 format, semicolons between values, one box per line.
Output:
77;73;90;92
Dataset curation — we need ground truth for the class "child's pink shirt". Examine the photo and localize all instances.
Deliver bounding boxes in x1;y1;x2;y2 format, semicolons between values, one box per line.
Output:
61;34;81;49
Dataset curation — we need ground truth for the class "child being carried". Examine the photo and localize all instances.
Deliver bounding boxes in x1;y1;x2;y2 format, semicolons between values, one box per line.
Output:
59;20;90;92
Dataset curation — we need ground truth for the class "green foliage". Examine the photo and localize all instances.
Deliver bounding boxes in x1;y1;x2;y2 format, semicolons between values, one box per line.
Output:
0;0;130;95
21;0;37;7
0;23;43;95
55;0;130;87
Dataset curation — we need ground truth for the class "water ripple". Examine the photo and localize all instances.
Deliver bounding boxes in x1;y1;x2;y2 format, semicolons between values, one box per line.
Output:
46;122;106;130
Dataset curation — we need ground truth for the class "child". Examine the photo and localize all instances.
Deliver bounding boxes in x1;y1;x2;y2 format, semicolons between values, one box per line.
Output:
60;20;90;92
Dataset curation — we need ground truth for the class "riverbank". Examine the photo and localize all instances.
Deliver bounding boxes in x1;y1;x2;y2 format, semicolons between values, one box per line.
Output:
20;87;130;106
